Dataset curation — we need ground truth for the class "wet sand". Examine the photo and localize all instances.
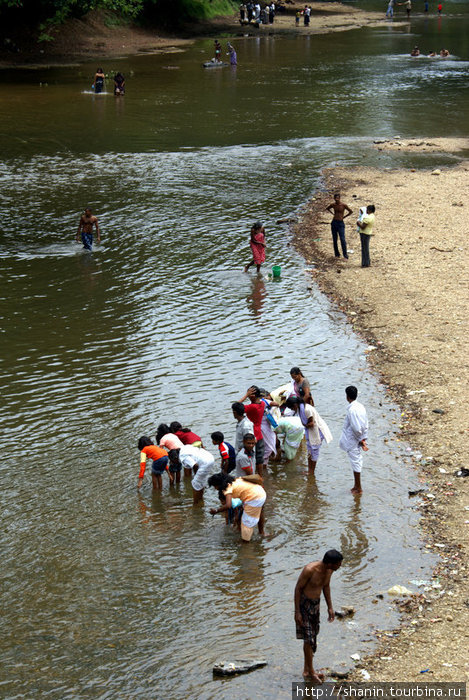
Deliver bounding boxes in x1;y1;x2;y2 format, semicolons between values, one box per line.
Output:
293;156;469;680
0;3;392;68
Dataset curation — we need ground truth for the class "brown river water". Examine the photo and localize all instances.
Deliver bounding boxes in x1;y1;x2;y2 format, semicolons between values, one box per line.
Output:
3;15;468;697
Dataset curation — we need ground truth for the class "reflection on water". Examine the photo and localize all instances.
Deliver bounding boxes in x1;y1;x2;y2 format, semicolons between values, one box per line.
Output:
0;15;463;697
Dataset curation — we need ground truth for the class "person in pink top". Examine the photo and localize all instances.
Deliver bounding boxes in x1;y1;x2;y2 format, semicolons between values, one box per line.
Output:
244;221;266;273
156;423;184;450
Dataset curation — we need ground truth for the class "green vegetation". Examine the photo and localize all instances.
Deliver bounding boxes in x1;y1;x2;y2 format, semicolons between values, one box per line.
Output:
0;0;238;27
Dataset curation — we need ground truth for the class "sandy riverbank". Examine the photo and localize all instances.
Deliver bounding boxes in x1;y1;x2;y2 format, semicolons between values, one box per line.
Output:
0;3;392;69
293;155;469;681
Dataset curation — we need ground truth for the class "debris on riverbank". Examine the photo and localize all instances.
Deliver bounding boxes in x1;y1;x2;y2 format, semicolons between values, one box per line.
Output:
292;157;469;681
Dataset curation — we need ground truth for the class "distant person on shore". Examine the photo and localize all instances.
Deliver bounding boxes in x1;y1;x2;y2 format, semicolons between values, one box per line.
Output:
437;2;442;13
424;0;429;12
208;472;266;541
296;10;301;25
114;72;125;96
356;204;376;267
326;193;353;260
244;221;266;273
295;549;343;683
253;2;261;22
246;1;253;21
339;385;368;494
93;67;105;93
76;208;100;251
303;5;311;26
386;0;394;18
269;2;275;23
239;2;246;21
137;436;172;489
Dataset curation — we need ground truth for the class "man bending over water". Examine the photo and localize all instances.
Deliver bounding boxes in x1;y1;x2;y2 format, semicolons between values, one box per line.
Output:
294;549;343;683
76;208;100;251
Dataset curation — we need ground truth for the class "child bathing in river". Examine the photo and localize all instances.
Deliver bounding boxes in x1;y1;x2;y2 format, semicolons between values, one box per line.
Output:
137;436;175;490
244;221;266;273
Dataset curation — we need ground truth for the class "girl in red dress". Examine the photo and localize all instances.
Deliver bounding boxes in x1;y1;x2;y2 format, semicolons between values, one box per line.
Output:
244;221;266;273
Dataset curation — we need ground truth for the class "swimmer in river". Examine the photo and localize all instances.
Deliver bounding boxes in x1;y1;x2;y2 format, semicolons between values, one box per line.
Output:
93;67;105;93
294;549;343;683
76;208;100;251
440;48;449;57
410;46;420;56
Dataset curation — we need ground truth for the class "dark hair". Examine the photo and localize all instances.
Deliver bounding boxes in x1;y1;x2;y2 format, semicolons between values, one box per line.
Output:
232;402;245;417
156;423;170;442
97;67;103;72
334;192;340;198
290;366;302;376
138;435;153;451
243;432;255;442
285;396;302;411
258;387;269;398
249;385;261;398
170;421;182;433
367;205;376;213
211;431;224;442
345;385;358;401
252;221;263;230
323;549;343;565
208;472;235;499
168;448;181;465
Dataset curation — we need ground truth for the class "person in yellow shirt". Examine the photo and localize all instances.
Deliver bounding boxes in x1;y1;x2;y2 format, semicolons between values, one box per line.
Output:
356;205;376;268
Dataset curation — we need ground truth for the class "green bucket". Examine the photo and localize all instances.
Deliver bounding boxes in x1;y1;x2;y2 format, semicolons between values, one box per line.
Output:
272;265;281;278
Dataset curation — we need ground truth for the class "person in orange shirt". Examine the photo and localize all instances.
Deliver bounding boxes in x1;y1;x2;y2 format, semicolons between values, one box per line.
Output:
137;436;172;490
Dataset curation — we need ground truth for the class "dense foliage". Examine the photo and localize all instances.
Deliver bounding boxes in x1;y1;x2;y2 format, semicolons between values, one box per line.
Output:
0;0;238;27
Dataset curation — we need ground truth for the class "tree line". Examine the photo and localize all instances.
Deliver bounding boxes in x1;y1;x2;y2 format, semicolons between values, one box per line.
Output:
0;0;237;29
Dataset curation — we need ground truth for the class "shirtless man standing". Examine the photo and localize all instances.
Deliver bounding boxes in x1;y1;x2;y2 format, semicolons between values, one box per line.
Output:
294;549;343;683
76;208;100;251
326;193;352;260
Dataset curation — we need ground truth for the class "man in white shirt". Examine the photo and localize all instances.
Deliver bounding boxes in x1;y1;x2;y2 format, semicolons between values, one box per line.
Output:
232;402;255;452
170;445;215;504
339;386;368;494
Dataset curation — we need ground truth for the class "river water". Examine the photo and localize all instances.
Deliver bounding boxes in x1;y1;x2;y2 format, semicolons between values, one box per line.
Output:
1;12;468;699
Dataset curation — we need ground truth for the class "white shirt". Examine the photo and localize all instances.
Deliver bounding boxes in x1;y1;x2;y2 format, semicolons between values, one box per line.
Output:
304;404;333;446
179;445;214;471
235;415;254;452
339;400;368;452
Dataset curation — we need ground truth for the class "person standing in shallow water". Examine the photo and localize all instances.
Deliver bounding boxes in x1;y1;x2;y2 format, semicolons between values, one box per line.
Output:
244;221;266;273
339;385;368;494
76;208;100;251
295;549;343;683
93;67;105;93
326;193;353;260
